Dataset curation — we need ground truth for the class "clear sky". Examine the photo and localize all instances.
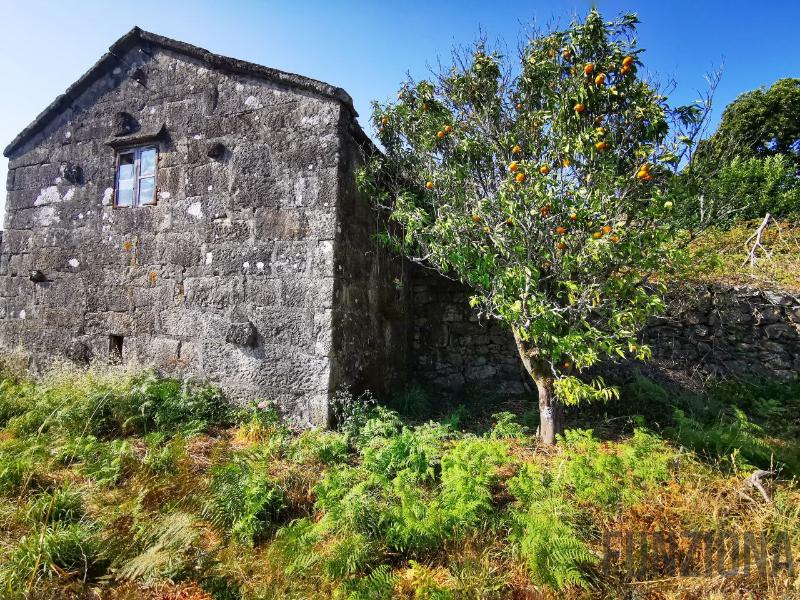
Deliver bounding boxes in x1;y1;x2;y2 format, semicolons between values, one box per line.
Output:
1;0;797;224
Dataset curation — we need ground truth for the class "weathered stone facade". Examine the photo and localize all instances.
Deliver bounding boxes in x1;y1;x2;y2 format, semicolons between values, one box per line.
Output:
0;28;407;425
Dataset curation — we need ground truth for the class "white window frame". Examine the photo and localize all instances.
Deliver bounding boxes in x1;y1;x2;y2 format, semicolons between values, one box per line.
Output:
115;146;158;208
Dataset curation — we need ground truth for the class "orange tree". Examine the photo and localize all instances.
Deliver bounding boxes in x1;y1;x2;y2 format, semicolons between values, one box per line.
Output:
359;11;707;444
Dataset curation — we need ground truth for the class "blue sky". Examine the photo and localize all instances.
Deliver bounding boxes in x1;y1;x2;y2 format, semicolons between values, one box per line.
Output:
1;0;797;222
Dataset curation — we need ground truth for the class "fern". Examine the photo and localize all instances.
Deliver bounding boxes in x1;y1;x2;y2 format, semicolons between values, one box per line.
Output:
342;564;397;599
511;495;597;590
117;511;201;583
204;459;285;546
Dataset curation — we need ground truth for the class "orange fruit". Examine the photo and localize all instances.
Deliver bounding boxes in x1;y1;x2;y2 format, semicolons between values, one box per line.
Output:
583;63;595;75
622;55;634;67
539;165;551;176
620;65;631;75
602;225;612;234
425;181;434;189
509;161;520;172
594;73;606;85
595;127;606;135
556;241;567;251
483;226;492;234
610;234;620;243
574;103;586;113
515;172;526;183
562;50;572;60
444;125;453;133
563;361;572;369
472;214;481;223
592;232;602;239
512;144;522;154
555;226;567;235
540;205;551;216
516;102;523;110
436;130;445;139
595;141;609;151
381;116;389;126
569;213;577;221
562;158;571;167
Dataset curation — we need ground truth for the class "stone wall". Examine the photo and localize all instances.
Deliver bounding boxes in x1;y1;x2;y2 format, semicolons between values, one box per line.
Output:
645;284;800;379
0;39;403;425
410;268;525;397
409;276;800;394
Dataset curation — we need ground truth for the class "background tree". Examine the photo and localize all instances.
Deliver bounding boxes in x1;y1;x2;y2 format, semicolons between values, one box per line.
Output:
696;78;800;166
676;79;800;229
359;11;709;444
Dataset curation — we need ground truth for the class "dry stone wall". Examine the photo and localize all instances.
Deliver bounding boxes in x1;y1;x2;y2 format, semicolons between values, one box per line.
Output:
410;276;800;395
645;284;800;379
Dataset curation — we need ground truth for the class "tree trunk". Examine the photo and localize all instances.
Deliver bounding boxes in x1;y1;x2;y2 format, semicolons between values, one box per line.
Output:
513;328;564;445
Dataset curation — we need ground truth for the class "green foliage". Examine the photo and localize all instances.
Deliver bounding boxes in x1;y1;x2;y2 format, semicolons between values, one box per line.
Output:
56;435;134;486
1;362;798;598
0;522;104;596
204;458;286;546
24;484;85;525
2;369;228;439
511;495;597;590
676;154;800;227
489;412;529;439
361;10;706;405
670;408;776;474
339;564;397;600
697;78;800;164
557;428;673;509
0;438;46;495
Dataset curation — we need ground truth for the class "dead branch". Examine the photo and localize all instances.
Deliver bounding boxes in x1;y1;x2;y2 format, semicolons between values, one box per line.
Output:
742;213;773;268
742;469;775;503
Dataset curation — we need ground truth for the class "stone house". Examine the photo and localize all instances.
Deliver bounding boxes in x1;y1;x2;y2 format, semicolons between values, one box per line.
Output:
0;28;525;425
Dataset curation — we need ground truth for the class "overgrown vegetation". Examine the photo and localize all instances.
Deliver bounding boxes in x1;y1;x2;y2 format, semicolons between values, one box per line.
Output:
0;363;798;599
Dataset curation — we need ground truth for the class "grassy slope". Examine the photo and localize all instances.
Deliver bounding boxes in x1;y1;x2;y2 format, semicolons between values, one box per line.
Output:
0;364;798;599
683;219;800;292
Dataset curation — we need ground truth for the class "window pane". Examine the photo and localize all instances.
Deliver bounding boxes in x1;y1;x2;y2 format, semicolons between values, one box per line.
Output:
140;148;156;176
118;153;135;181
117;185;134;207
138;176;155;205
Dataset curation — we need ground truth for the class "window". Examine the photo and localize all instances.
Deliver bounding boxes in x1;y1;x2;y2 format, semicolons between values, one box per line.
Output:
109;335;123;364
115;147;157;207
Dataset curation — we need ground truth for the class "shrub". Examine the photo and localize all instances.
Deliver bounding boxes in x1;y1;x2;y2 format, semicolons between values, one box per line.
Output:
204;458;285;546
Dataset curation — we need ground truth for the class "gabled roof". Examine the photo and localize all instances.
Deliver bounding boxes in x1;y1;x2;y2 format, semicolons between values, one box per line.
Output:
4;27;359;158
